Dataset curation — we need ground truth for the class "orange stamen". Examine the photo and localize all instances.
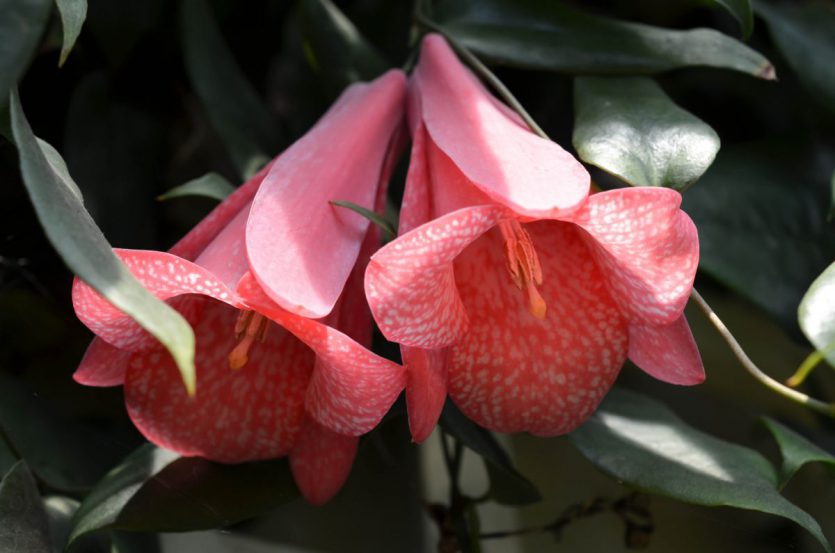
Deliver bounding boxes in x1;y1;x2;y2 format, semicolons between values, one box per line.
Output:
228;311;269;370
498;220;547;319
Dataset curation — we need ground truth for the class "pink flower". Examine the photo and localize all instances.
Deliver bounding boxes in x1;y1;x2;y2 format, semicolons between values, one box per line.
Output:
365;35;703;442
71;70;408;505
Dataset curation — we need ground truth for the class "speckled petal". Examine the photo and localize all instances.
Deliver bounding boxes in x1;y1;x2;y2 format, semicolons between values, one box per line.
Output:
571;187;699;326
365;205;505;349
124;298;313;462
403;346;448;443
629;314;704;385
413;34;589;219
448;220;629;436
238;272;406;436
290;418;358;505
72;249;242;350
74;337;131;386
246;70;407;319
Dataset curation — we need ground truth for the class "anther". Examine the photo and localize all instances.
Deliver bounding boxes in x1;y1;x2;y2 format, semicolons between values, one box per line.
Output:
498;220;547;319
228;311;269;370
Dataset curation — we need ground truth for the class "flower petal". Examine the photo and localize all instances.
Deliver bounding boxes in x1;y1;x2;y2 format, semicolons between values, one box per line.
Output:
124;298;313;462
289;418;358;505
398;125;433;235
246;70;407;319
72;249;241;350
629;314;704;385
365;205;505;349
413;34;589;218
403;346;448;443
74;337;131;386
571;187;699;325
448;220;629;436
238;272;406;436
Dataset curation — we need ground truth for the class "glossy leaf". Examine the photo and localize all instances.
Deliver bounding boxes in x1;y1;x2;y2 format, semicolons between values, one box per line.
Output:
157;172;235;202
68;445;299;543
798;261;835;368
573;77;720;190
570;388;830;552
712;0;753;39
43;495;80;553
440;401;541;505
0;462;51;553
9;90;197;394
430;0;774;78
55;0;87;66
762;417;835;488
756;0;835;112
0;0;53;106
299;0;387;90
180;0;278;179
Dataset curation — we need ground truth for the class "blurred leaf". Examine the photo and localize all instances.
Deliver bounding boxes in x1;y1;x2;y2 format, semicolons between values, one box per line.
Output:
85;0;164;66
299;0;387;91
0;462;51;553
440;401;541;505
682;142;835;329
331;200;396;240
181;0;278;179
55;0;87;66
829;171;835;221
430;0;774;78
712;0;754;39
569;388;830;552
0;439;14;477
573;76;720;190
798;261;835;368
756;0;835;113
9;90;197;395
110;531;161;553
762;417;835;488
0;0;53;107
43;495;80;552
157;172;234;202
68;444;299;543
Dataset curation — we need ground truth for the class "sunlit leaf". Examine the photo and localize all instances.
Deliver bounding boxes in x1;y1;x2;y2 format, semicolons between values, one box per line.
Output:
157;172;235;202
55;0;87;66
762;417;835;488
798;261;835;369
0;0;53;106
570;388;830;552
9;90;197;394
573;76;720;190
0;462;51;553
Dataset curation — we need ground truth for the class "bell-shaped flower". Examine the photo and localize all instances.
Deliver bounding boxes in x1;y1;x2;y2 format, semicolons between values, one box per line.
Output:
71;70;408;505
365;35;703;443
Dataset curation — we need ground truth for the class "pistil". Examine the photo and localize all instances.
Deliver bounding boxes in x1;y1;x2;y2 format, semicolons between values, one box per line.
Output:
498;219;547;319
228;310;269;370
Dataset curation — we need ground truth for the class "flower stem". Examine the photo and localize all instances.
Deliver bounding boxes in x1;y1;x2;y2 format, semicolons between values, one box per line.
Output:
690;288;835;417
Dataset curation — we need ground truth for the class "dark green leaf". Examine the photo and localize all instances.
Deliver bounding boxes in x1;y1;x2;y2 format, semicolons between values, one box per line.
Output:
440;402;540;505
181;0;278;179
331;200;396;240
430;0;774;78
682;142;835;329
573;77;720;190
569;388;830;552
43;495;79;552
756;0;835;113
798;261;835;368
68;445;299;543
9;90;197;394
0;462;51;553
0;439;15;477
829;171;835;221
157;172;234;202
712;0;754;39
299;0;388;91
55;0;87;66
0;0;53;107
762;417;835;488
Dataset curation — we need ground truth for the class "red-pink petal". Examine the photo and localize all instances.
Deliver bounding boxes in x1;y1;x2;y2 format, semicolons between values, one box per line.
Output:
398;125;433;235
74;337;131;386
571;187;699;325
290;418;358;505
238;273;406;436
246;70;407;319
125;298;313;462
72;249;241;350
413;34;589;218
448;220;629;436
629;314;704;385
365;205;505;349
403;346;448;443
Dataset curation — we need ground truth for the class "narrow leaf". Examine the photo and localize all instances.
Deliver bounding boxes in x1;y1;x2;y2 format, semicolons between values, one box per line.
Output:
0;0;53;107
9;90;197;394
158;172;235;202
180;0;278;179
0;462;51;553
713;0;754;39
331;200;396;240
762;417;835;488
431;0;774;78
570;388;830;552
55;0;87;66
573;76;720;190
798;261;835;368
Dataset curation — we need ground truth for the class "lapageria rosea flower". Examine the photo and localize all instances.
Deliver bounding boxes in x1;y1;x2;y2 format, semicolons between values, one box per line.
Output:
365;35;704;442
71;70;408;504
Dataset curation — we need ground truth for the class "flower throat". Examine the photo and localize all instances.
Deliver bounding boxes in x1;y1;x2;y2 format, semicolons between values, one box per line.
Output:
498;220;547;319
